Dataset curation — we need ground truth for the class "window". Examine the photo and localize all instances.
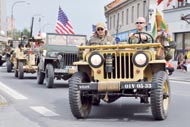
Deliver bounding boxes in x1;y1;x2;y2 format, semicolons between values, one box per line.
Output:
132;6;134;23
137;3;140;18
176;33;183;49
122;11;124;26
113;15;116;29
126;9;129;25
143;1;146;17
178;0;188;7
117;12;120;28
110;16;112;30
184;33;190;48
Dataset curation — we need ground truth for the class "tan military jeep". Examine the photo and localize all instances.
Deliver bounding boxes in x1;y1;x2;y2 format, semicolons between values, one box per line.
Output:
69;35;172;120
14;42;38;79
0;41;7;66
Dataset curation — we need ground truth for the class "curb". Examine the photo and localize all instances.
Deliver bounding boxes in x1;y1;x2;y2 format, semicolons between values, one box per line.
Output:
169;78;190;82
0;94;8;106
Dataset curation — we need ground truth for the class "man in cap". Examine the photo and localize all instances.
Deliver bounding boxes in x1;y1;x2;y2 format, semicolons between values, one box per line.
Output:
88;22;115;45
128;17;152;44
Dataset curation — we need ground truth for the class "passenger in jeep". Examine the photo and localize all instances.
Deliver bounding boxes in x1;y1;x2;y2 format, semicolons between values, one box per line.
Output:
88;22;115;45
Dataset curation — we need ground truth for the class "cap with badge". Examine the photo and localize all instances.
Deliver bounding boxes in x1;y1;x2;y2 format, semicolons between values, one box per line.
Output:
96;22;106;31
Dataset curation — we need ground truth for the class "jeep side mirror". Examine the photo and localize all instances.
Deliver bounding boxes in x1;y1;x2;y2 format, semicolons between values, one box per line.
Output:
164;41;176;49
168;41;176;48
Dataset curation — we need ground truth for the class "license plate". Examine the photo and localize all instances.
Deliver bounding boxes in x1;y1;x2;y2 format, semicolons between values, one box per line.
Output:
54;69;66;73
123;83;152;89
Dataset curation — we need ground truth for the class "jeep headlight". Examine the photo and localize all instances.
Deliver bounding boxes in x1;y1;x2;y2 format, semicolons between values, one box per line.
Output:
42;50;47;56
88;52;104;68
133;52;148;67
48;52;57;57
57;54;63;60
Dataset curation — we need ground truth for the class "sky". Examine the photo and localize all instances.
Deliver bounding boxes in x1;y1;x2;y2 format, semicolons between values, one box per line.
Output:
6;0;113;38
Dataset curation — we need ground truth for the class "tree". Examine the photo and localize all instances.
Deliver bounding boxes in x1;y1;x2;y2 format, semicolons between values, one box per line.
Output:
7;28;30;40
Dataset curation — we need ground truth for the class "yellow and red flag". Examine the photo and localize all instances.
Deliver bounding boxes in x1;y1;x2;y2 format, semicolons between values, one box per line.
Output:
152;10;172;41
167;0;173;7
157;0;163;5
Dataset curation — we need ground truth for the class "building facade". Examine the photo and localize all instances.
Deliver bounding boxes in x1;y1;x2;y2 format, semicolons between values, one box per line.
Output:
104;0;160;41
163;0;190;59
105;0;190;60
0;0;6;33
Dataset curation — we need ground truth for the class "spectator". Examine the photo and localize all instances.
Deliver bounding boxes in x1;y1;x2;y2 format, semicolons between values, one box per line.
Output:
177;53;187;72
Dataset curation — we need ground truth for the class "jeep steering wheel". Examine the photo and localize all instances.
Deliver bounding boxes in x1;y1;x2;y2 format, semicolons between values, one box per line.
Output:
128;32;154;44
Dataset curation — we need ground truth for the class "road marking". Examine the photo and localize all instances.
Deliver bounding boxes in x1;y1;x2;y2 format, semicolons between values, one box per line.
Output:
0;81;28;100
30;106;59;117
170;80;190;84
0;95;8;105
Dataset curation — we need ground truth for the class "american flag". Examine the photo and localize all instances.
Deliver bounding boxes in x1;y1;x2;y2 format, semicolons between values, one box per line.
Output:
55;7;74;34
92;24;96;33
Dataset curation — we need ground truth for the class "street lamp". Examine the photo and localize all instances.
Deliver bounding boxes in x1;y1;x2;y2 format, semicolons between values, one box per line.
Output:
11;0;30;39
181;14;190;24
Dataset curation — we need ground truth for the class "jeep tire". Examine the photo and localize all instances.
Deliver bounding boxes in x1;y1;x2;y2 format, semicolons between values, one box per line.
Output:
6;59;12;72
14;68;18;77
92;96;100;106
18;62;24;79
0;56;3;66
45;64;54;88
69;72;92;118
151;71;170;120
37;67;45;84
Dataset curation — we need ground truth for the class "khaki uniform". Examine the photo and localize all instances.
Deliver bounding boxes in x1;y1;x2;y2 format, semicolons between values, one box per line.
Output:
129;31;152;44
14;48;25;59
88;33;115;45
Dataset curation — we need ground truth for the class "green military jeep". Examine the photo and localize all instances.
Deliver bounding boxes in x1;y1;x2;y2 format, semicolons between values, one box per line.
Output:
69;33;173;120
37;33;86;88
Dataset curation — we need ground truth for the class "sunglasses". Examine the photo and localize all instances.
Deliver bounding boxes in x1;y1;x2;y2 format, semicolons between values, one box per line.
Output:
97;28;104;31
136;22;144;24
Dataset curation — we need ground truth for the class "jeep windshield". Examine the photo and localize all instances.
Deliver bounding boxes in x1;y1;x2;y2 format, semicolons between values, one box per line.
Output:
46;33;86;46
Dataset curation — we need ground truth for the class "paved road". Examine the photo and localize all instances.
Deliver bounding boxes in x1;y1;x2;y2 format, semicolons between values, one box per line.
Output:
169;60;190;82
0;65;190;127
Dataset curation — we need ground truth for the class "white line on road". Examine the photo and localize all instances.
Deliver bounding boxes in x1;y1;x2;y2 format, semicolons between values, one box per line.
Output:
170;80;190;84
30;106;59;117
0;81;28;100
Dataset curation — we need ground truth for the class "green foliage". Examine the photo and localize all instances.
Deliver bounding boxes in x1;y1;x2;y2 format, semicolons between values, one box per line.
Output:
7;28;30;40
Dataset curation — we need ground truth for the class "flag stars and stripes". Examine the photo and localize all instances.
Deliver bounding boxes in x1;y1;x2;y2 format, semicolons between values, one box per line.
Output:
55;7;74;34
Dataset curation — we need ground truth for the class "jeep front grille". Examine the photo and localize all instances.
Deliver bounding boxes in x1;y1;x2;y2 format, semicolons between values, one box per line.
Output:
103;53;134;79
63;53;78;66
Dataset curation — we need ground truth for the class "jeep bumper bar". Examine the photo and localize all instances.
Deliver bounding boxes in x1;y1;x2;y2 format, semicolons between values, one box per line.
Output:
78;81;157;92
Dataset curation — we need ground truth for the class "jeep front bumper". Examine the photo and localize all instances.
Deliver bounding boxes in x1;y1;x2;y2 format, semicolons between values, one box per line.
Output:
78;81;157;92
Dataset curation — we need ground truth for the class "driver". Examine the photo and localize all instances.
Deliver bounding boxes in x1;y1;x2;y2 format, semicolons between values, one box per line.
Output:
128;17;151;44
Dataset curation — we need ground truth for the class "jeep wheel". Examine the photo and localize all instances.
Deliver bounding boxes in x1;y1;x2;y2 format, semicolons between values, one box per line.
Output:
69;72;92;118
45;64;54;88
18;62;24;79
151;71;170;120
6;59;12;72
37;67;45;84
0;56;3;66
92;96;100;106
14;68;18;77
